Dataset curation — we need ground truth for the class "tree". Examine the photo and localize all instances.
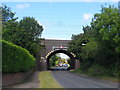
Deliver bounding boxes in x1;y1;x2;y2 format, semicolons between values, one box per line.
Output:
1;4;18;28
17;17;44;55
1;5;44;58
1;4;19;42
50;54;61;67
91;5;119;67
68;5;120;77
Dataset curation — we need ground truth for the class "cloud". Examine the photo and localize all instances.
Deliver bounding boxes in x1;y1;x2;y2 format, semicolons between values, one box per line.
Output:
16;3;30;9
1;0;119;2
43;21;57;26
48;1;53;4
38;21;42;25
59;53;69;59
83;13;92;20
43;37;70;40
78;0;119;2
38;21;45;29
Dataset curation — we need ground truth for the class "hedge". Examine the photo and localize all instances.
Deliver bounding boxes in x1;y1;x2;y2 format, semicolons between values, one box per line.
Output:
2;40;35;73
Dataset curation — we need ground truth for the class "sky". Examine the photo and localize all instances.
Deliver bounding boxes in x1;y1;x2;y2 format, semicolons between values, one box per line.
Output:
1;1;119;59
59;53;69;59
1;1;119;40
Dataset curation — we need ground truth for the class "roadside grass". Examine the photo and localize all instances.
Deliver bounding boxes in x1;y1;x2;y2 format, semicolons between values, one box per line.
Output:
71;69;119;82
38;71;63;88
99;76;118;82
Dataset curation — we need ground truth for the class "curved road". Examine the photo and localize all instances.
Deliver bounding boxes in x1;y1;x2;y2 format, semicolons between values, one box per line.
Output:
51;71;118;88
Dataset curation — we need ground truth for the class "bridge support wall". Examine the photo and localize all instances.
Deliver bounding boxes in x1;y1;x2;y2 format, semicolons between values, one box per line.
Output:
75;60;80;69
36;57;47;71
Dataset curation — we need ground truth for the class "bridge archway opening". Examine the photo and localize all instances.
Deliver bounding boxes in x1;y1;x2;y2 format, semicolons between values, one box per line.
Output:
46;50;76;70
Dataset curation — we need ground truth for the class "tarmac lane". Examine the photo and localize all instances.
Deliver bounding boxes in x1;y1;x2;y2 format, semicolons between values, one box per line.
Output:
51;71;119;89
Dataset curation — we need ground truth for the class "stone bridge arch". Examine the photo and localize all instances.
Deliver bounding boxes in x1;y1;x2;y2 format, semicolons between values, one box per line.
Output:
38;39;80;71
46;49;76;70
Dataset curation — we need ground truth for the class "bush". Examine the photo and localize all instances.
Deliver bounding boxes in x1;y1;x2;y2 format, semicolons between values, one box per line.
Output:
88;65;114;77
2;40;35;73
88;65;105;76
112;64;120;78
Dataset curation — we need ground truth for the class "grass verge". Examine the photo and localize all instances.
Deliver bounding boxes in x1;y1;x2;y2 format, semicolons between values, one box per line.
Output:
38;71;63;88
71;69;119;82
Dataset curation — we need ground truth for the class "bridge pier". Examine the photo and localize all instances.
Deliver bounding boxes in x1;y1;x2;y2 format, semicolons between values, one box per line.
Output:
36;57;47;71
75;60;80;69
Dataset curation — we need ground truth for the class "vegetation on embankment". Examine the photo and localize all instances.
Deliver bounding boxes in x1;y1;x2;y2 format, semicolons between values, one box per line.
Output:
39;71;63;88
71;69;119;82
68;4;120;79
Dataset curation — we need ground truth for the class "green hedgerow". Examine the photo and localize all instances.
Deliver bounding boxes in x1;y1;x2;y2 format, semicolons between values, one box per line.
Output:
2;40;35;73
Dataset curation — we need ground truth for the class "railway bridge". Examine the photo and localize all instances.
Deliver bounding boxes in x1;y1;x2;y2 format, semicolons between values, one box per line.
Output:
37;39;80;70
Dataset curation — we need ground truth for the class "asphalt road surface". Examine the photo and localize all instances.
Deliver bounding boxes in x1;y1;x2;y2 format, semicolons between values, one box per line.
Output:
51;71;118;88
51;67;68;70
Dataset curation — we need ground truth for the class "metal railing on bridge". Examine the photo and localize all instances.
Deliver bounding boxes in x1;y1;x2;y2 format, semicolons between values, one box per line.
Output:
52;46;67;51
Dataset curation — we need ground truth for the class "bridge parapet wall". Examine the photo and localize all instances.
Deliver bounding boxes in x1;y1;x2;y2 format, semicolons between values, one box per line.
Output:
45;39;70;56
75;60;80;69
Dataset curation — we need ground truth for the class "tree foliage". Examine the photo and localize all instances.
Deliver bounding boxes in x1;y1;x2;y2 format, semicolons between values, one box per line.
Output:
16;17;43;55
1;4;18;43
1;5;44;58
1;5;18;26
68;5;120;77
50;54;61;67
